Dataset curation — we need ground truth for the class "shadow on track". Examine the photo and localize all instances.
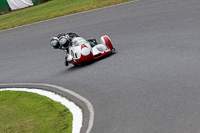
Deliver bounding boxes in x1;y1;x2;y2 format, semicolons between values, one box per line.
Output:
51;49;117;78
67;53;115;71
53;53;116;77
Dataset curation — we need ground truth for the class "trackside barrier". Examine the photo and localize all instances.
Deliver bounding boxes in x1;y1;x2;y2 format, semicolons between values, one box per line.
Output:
0;0;49;14
0;0;10;13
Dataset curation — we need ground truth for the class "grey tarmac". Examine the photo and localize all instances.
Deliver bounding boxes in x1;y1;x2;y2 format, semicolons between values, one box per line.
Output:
1;0;200;132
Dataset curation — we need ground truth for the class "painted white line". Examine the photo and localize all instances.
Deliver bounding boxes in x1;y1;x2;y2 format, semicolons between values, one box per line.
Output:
0;0;139;32
0;83;94;133
0;88;82;133
42;83;94;133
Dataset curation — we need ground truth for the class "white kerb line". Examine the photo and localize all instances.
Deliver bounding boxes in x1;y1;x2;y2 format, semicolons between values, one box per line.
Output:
0;88;83;133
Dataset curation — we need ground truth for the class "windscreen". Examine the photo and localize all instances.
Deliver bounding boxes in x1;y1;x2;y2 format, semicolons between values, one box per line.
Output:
72;37;87;46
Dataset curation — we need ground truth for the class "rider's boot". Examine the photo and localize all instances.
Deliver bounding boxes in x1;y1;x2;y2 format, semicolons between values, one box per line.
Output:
65;56;68;66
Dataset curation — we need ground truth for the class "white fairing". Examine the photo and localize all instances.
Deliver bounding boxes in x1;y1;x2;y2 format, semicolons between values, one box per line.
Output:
82;47;91;56
68;37;92;61
67;54;73;62
100;36;107;45
92;44;110;55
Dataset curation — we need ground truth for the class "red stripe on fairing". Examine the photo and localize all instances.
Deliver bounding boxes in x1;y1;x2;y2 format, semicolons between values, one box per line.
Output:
73;52;93;64
81;44;88;49
103;36;114;50
93;50;111;59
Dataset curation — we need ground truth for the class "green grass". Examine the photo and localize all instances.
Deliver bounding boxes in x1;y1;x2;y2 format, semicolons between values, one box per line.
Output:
0;0;132;31
0;91;73;133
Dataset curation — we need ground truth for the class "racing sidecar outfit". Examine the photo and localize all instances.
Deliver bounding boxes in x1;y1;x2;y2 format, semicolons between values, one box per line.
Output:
50;32;115;66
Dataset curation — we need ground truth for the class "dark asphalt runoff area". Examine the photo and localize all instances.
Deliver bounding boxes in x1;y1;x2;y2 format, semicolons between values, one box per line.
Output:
1;0;200;132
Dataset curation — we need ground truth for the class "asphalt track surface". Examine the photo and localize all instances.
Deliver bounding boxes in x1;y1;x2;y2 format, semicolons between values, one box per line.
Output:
1;0;200;132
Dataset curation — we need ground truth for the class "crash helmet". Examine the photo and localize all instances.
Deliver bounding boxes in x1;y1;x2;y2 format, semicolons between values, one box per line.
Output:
57;33;66;38
50;37;60;49
58;35;70;47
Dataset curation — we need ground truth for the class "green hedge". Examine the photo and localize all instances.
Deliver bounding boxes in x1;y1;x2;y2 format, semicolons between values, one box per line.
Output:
32;0;49;5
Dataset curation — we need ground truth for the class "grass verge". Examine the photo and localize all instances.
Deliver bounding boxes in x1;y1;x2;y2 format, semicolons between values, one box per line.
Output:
0;91;73;133
0;0;132;31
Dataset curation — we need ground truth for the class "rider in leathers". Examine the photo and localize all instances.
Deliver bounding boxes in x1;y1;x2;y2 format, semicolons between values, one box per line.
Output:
50;32;97;66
